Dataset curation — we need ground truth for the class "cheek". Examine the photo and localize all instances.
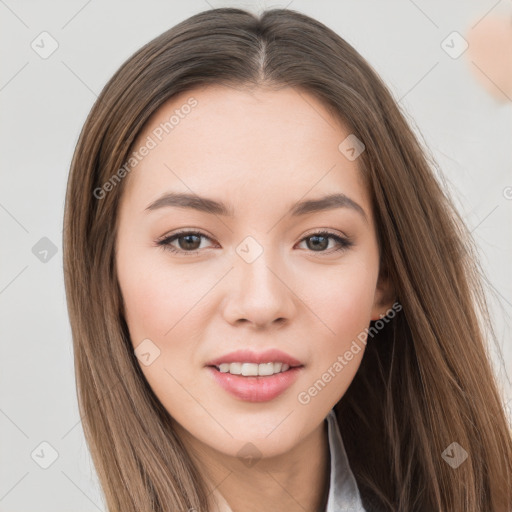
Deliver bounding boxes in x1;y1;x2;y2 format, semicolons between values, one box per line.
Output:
118;251;204;346
117;252;210;411
302;257;379;339
299;257;378;397
333;271;376;333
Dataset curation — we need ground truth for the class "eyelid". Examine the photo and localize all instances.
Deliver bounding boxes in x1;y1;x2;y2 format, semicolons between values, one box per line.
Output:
155;228;354;255
301;226;350;239
155;227;350;243
155;228;214;245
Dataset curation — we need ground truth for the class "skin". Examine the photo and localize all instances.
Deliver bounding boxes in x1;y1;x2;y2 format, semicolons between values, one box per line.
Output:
466;14;512;103
115;84;394;512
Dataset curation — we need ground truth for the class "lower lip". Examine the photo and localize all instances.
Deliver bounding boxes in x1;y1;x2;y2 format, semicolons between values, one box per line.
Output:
207;366;304;402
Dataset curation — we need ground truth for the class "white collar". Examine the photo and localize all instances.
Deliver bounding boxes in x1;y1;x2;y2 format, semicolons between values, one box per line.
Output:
324;409;367;511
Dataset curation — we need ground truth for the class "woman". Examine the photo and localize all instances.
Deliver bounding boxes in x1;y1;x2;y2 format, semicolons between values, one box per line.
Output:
62;7;512;511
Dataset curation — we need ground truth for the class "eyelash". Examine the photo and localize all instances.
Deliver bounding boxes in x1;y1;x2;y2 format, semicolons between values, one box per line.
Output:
155;229;353;257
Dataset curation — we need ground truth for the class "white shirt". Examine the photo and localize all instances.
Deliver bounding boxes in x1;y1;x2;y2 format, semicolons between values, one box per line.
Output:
324;408;367;511
210;409;367;512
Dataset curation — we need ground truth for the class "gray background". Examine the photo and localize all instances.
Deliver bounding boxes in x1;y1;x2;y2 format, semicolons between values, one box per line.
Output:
1;0;511;510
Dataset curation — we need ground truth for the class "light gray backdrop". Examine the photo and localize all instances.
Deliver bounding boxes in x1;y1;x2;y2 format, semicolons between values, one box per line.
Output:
1;1;511;510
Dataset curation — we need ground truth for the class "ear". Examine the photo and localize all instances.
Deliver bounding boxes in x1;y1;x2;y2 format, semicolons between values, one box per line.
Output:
370;264;396;321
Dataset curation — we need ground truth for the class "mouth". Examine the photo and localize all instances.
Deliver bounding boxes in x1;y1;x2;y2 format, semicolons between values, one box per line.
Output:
206;363;304;402
204;348;305;402
205;348;303;370
208;361;302;377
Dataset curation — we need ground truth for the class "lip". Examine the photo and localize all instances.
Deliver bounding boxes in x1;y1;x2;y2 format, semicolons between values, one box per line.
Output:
205;349;303;368
207;366;304;402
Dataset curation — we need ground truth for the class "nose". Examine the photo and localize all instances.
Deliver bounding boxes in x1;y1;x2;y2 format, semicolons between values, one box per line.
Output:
222;250;296;330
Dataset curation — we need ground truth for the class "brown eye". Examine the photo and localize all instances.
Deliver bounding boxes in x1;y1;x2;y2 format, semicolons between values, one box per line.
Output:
298;231;353;253
174;234;202;251
156;230;353;257
305;234;330;251
156;231;213;256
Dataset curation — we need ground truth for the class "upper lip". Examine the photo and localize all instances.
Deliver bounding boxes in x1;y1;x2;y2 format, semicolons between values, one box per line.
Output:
205;349;303;368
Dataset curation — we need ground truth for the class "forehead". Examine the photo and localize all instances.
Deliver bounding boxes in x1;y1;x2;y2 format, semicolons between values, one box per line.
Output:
121;84;370;220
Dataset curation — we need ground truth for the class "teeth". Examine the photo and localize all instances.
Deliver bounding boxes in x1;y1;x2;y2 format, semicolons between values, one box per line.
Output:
217;362;292;376
242;363;259;376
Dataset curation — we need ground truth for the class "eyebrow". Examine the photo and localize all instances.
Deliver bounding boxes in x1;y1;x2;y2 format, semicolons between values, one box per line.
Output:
145;192;367;222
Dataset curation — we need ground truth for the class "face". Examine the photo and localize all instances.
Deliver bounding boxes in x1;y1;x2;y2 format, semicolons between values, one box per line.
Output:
115;84;390;463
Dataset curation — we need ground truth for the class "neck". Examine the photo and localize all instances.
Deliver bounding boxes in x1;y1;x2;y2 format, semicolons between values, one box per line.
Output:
179;417;331;512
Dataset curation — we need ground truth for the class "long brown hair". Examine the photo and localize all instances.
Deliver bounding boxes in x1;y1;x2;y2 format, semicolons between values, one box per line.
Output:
62;7;512;511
